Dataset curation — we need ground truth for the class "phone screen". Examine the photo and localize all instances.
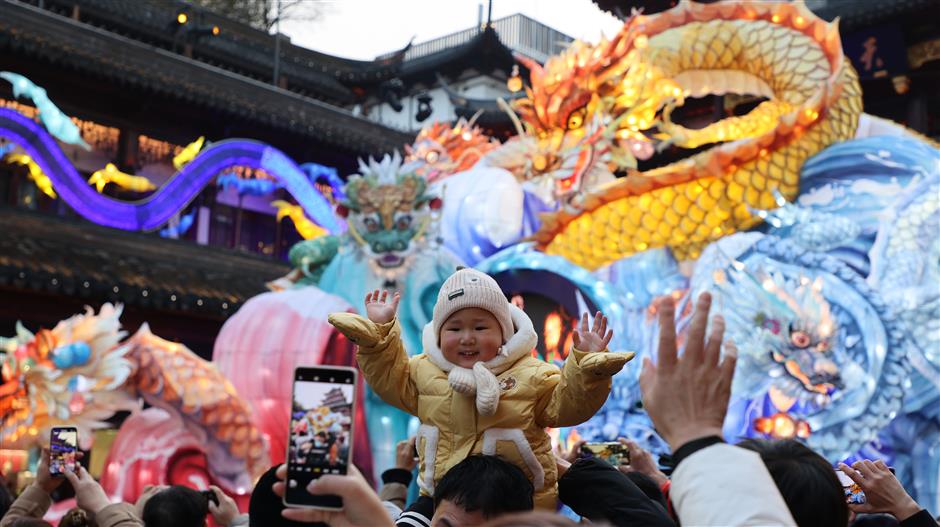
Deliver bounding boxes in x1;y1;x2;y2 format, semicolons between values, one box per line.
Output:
581;442;630;466
284;366;356;509
835;469;866;504
50;427;78;476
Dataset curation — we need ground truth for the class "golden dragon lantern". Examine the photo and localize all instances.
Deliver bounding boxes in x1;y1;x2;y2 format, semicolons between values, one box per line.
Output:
515;0;862;269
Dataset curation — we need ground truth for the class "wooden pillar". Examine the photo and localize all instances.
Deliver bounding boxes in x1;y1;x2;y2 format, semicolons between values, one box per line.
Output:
117;128;139;170
906;90;928;133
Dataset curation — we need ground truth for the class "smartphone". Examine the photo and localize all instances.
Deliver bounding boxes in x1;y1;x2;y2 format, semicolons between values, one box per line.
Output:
201;489;219;507
580;442;630;466
284;366;356;510
835;469;866;504
49;427;78;476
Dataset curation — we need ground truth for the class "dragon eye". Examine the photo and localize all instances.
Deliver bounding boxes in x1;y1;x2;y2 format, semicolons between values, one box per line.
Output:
566;108;586;130
363;217;379;233
790;330;811;349
396;215;412;231
425;151;439;163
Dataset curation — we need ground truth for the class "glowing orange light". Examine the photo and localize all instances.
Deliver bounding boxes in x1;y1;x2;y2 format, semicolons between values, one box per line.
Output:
544;312;563;357
177;12;188;24
507;65;523;92
771;14;781;23
773;413;795;438
795;16;805;27
796;421;811;439
754;417;773;434
211;25;221;36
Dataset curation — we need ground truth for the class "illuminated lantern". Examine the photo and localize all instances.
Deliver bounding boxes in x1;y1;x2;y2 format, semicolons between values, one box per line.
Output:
507;65;523;93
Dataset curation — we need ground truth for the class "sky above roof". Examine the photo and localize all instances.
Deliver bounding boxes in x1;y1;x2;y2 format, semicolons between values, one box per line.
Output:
279;0;624;61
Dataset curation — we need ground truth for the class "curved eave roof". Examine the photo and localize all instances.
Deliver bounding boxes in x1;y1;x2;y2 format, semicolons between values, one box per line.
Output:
400;26;516;82
43;0;407;102
0;1;412;154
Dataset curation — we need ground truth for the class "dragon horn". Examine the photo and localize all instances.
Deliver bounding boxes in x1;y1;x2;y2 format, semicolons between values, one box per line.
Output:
514;53;543;87
467;109;484;128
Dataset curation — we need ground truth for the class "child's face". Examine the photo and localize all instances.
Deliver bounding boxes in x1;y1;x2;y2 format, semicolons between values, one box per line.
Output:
440;308;503;368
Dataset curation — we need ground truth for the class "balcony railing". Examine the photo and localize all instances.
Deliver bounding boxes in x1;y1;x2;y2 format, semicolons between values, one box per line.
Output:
379;13;574;64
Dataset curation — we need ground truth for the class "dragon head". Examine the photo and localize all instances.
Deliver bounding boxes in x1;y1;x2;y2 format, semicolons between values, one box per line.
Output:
404;117;501;182
521;1;858;268
339;152;440;269
714;263;845;410
511;15;683;201
0;304;136;448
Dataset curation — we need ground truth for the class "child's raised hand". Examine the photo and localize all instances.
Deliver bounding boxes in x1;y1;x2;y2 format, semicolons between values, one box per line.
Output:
572;311;613;353
365;289;400;324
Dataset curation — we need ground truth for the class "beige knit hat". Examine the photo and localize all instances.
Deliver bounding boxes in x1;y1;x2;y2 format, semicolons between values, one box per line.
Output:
432;268;513;343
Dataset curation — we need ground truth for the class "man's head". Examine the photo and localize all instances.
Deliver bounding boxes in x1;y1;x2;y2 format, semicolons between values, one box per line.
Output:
432;455;534;527
433;268;513;368
141;485;209;527
737;439;848;527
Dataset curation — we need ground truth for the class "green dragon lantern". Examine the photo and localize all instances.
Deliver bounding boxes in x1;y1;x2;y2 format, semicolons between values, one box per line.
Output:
334;152;442;272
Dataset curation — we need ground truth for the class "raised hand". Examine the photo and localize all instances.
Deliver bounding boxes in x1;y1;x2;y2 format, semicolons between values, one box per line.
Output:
63;465;112;515
572;311;614;353
838;460;923;521
364;289;400;324
395;436;417;471
639;293;737;452
35;448;84;494
208;485;242;527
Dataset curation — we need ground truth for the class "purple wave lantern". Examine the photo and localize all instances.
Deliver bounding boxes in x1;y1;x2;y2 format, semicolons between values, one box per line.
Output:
0;108;343;234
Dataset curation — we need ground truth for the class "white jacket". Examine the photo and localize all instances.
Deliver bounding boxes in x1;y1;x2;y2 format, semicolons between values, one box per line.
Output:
671;443;797;526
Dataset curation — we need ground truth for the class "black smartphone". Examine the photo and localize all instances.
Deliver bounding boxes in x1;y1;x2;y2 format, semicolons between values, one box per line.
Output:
284;366;356;510
49;427;78;476
201;489;219;507
581;441;630;466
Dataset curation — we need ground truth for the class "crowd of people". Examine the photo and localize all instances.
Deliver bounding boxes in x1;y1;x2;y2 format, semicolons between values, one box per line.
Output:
2;269;938;526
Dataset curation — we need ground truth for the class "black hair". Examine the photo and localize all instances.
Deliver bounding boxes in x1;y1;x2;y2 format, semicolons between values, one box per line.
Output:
624;471;667;508
248;465;308;527
737;439;849;527
0;483;13;519
141;485;208;527
433;455;534;518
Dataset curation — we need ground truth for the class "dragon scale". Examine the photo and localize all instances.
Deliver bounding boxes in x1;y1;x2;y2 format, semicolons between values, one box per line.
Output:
532;1;862;269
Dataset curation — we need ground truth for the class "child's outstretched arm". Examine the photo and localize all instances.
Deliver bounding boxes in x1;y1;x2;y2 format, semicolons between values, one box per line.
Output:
535;312;635;428
328;290;418;415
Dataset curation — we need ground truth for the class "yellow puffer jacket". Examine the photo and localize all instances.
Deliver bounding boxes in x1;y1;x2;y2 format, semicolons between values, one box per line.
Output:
328;305;634;509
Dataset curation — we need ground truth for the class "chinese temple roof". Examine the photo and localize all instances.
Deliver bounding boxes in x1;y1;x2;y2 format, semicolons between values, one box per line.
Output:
39;0;408;106
399;25;518;85
0;207;289;317
0;1;413;155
